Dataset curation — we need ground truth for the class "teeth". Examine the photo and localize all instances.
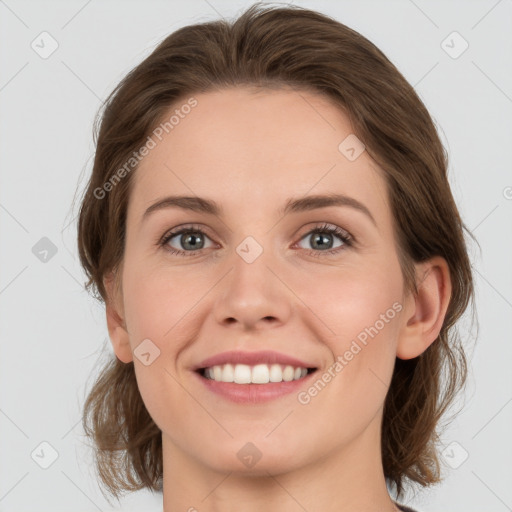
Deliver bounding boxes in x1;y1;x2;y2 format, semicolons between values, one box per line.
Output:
234;364;252;384
251;364;270;384
203;363;310;384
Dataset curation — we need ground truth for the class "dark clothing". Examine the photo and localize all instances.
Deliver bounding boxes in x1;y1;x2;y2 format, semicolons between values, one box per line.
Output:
396;504;418;512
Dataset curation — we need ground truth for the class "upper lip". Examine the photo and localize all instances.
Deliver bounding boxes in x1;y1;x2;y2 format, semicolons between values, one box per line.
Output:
192;350;317;371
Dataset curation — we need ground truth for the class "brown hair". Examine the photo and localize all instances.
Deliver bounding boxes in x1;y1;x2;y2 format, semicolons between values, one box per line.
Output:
76;2;477;503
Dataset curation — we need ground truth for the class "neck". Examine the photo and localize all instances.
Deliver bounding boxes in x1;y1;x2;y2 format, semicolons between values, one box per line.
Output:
162;410;400;512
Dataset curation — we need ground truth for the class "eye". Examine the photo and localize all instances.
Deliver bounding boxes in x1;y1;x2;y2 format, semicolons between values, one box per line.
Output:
295;223;353;257
159;222;354;258
159;225;215;257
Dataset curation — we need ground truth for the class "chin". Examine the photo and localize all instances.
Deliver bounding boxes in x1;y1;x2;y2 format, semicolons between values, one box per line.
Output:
200;437;309;476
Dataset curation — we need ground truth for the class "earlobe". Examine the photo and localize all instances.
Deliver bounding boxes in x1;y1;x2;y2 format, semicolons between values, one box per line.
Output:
396;257;452;360
103;272;133;364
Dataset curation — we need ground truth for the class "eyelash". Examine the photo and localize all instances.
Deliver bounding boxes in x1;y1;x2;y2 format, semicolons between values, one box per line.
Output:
158;223;354;258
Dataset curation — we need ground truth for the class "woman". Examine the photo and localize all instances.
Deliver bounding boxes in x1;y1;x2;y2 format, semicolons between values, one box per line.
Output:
77;3;475;511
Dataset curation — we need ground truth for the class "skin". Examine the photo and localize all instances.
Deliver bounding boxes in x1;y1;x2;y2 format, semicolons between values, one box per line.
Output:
104;86;451;512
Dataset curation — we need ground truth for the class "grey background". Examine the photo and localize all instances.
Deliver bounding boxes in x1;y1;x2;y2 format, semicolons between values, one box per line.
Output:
0;0;511;511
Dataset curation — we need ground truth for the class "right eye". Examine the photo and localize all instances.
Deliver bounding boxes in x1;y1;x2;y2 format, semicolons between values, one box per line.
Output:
160;226;215;256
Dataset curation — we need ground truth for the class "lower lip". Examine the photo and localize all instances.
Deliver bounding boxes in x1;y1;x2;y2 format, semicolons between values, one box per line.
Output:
193;370;317;404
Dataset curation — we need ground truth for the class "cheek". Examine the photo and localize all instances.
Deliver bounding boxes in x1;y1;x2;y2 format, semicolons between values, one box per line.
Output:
293;262;402;392
122;258;205;346
121;263;200;431
296;261;401;342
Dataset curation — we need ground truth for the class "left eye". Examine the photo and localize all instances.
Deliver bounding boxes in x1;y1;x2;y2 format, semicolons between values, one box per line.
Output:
296;225;351;253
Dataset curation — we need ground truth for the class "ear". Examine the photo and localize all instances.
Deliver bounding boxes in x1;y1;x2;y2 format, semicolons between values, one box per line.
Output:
396;256;452;360
103;271;133;364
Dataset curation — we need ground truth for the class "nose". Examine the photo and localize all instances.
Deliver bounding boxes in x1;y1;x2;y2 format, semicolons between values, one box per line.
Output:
212;246;293;331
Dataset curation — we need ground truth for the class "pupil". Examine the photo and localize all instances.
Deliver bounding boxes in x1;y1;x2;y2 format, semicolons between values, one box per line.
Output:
183;233;204;250
312;233;333;250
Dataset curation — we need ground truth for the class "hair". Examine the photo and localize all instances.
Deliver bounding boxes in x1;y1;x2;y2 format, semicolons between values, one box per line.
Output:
76;1;477;504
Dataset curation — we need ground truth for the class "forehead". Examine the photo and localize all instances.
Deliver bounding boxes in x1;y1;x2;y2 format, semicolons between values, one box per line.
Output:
130;86;388;224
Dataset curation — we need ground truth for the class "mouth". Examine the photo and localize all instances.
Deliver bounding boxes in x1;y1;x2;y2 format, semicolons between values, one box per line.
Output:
193;363;319;404
196;363;318;384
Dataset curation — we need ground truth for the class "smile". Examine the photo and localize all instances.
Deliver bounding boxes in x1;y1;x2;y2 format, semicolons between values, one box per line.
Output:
199;363;316;384
194;364;318;404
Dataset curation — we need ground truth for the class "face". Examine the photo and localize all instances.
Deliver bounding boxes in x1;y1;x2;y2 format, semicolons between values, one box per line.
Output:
109;86;412;475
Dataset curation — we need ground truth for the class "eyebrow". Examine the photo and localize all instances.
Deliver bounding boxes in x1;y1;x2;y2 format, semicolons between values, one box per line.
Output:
142;193;377;227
